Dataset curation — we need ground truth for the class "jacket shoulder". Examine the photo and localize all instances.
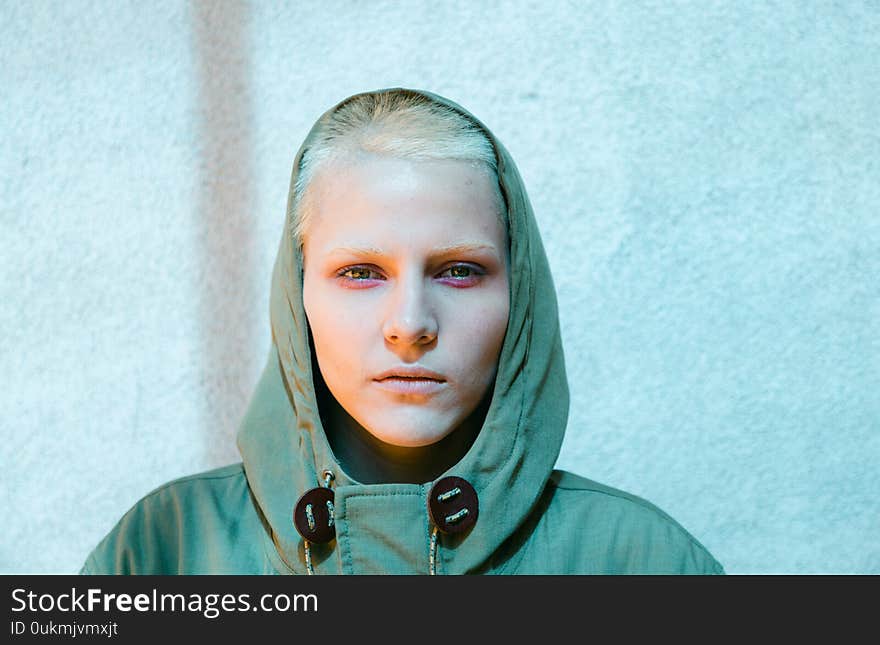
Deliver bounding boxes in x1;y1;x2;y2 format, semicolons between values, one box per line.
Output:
527;470;725;574
80;463;265;575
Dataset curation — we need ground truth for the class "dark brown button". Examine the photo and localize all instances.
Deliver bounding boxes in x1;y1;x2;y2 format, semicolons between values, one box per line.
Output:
428;476;478;535
293;487;336;544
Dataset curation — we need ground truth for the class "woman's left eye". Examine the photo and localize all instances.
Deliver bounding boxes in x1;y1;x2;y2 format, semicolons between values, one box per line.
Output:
443;265;470;278
438;264;481;280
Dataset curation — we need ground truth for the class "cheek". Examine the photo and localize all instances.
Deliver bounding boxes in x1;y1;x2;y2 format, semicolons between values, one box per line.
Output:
304;288;376;376
450;299;509;381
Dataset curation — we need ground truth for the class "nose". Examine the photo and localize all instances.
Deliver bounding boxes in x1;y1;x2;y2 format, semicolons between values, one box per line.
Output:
382;274;438;347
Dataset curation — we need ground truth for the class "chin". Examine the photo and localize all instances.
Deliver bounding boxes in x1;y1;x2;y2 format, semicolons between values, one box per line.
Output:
364;416;455;448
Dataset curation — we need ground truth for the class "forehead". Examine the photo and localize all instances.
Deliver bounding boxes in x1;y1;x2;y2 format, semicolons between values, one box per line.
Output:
303;154;506;251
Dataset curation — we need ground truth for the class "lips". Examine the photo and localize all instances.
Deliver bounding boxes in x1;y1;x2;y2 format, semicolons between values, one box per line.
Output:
373;366;447;396
373;366;447;382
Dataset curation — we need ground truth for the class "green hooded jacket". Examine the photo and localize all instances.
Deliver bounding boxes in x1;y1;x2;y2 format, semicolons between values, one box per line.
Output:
81;88;724;575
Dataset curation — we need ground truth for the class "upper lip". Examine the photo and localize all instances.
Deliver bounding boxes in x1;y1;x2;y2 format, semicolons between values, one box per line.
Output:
373;366;447;382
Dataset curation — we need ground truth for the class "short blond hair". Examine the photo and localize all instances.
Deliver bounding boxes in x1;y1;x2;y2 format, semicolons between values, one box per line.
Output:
291;89;504;245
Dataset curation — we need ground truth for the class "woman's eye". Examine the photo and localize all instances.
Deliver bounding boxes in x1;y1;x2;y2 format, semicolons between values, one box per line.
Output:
338;266;383;281
445;265;471;278
438;264;481;281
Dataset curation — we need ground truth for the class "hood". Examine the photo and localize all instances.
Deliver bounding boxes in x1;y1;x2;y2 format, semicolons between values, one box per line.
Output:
237;87;569;574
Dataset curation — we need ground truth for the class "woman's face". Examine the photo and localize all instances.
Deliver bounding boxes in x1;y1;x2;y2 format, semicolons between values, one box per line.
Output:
301;153;509;448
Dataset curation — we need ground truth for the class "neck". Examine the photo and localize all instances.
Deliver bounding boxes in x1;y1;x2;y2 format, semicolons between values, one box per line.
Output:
315;377;487;485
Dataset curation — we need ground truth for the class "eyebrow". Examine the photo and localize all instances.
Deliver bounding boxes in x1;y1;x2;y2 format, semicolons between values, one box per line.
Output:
328;243;499;259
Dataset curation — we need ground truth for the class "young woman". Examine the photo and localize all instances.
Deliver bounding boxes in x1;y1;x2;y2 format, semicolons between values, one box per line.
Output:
81;88;723;575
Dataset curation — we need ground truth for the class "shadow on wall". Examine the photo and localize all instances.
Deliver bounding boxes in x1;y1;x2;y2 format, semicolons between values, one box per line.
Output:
190;0;258;465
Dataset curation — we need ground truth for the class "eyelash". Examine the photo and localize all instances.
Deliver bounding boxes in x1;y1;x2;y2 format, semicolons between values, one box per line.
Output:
336;264;483;286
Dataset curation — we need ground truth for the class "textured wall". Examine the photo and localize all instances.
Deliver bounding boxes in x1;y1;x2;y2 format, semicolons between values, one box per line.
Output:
2;1;877;574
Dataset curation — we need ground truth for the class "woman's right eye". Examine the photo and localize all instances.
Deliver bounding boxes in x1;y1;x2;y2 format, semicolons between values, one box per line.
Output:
337;266;384;282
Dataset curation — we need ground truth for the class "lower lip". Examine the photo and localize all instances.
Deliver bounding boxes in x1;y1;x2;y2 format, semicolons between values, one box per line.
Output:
373;378;446;395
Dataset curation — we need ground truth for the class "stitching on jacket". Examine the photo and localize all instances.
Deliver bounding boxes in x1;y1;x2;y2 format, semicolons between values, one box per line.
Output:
337;494;354;575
